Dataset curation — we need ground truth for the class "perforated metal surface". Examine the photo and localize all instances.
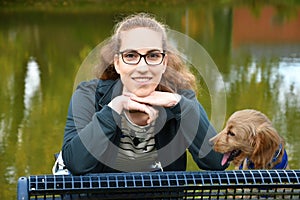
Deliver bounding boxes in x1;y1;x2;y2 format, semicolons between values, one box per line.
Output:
17;170;300;199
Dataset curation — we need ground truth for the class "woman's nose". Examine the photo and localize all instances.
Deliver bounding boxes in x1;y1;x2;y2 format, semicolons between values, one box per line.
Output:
136;59;149;72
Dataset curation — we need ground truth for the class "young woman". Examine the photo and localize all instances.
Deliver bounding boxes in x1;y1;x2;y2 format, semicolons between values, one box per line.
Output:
61;13;227;175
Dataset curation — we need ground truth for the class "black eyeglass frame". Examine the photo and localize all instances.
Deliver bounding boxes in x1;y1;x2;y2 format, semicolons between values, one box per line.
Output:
118;51;166;66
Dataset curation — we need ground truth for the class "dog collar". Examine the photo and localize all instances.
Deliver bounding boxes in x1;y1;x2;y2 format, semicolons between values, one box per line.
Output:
239;144;288;169
273;148;288;169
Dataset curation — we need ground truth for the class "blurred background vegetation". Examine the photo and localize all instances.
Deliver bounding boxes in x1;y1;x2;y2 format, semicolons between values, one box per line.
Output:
1;0;300;199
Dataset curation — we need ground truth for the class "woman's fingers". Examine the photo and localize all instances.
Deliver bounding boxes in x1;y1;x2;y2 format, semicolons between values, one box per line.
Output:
123;92;136;98
126;100;159;124
146;105;159;124
110;92;170;124
130;91;181;107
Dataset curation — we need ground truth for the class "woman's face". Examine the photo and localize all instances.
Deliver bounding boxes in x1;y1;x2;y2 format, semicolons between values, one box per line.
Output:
114;27;167;97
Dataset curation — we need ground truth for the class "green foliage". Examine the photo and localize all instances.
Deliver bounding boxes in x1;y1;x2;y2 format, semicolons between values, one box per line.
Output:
1;2;300;198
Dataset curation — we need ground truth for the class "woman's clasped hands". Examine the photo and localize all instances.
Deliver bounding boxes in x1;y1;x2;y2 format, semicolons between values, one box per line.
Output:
109;91;181;125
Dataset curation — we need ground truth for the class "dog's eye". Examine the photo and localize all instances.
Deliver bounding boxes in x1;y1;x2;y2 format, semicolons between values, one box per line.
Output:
227;131;235;136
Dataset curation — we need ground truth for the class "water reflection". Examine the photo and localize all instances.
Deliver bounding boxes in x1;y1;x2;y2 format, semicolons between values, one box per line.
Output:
23;57;41;117
17;58;42;146
278;61;300;105
0;3;300;199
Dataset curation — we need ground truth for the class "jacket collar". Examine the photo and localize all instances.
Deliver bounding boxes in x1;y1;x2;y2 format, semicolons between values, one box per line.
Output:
96;79;123;109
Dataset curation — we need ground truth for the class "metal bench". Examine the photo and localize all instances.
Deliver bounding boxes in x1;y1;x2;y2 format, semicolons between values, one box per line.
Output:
17;170;300;199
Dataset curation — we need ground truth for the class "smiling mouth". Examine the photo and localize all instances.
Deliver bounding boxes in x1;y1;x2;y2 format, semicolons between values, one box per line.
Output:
221;150;241;166
132;77;152;83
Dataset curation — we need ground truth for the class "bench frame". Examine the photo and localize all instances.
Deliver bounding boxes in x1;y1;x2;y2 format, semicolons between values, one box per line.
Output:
17;170;300;199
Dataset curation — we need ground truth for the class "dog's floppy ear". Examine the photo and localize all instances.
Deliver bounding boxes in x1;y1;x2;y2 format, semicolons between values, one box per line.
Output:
251;122;281;168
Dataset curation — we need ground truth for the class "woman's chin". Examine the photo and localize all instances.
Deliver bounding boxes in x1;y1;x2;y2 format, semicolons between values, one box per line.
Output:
134;90;153;97
131;84;157;97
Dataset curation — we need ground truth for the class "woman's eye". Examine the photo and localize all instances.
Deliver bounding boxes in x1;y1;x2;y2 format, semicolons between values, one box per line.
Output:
147;53;161;59
123;52;139;62
227;131;235;136
124;53;138;58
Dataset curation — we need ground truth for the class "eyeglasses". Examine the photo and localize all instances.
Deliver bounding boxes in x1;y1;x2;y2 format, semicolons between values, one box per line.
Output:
119;50;166;66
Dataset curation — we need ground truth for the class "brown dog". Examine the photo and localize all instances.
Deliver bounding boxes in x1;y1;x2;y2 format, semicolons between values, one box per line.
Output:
210;109;288;169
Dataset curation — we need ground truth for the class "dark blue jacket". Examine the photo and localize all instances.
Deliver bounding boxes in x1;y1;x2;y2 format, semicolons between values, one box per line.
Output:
62;79;227;175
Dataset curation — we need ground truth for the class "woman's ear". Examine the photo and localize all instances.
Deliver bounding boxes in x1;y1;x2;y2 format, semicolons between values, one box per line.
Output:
162;54;168;73
114;54;120;74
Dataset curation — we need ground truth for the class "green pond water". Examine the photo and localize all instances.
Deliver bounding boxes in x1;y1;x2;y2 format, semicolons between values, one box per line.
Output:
1;1;300;199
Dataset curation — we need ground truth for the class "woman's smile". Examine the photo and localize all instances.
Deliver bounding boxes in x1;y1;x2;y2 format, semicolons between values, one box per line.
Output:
132;76;152;83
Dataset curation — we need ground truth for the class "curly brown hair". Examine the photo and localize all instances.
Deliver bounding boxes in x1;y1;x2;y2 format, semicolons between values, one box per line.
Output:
95;13;196;92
